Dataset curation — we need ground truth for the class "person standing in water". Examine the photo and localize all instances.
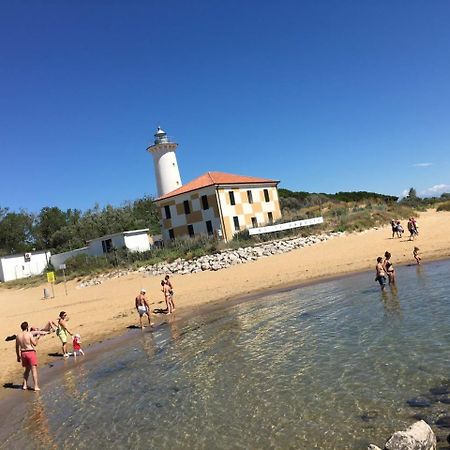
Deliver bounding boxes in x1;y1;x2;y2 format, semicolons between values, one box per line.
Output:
57;311;73;357
383;251;396;284
16;321;40;391
375;257;387;291
413;247;421;265
135;289;152;328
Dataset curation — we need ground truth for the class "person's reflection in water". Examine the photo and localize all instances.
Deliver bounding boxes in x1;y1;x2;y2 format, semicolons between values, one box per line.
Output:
167;315;181;344
380;285;402;317
62;361;89;411
141;331;156;360
26;394;57;449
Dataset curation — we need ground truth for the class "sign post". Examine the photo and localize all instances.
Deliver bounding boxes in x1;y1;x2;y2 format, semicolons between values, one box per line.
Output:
59;264;67;296
46;271;55;298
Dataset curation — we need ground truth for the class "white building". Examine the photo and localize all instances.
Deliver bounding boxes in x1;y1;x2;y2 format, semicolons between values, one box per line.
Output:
87;229;151;255
147;127;282;242
51;229;155;268
147;126;182;197
0;251;51;283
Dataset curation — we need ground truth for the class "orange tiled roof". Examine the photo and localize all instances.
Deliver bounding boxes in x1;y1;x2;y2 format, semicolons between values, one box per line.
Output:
156;171;279;201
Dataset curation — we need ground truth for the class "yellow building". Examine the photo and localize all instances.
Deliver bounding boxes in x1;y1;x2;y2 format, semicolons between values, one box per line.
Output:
147;127;281;242
156;172;281;242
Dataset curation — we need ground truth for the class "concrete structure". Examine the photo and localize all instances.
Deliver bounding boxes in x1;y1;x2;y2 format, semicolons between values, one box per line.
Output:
51;229;154;268
50;247;90;270
0;251;51;282
146;127;182;197
87;229;151;255
155;172;281;242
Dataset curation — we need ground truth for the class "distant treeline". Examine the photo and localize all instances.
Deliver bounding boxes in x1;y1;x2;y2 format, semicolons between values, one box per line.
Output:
278;188;398;205
1;188;449;257
0;197;160;256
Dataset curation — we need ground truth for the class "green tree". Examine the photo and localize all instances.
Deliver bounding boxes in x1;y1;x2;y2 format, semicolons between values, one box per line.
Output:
34;207;68;250
0;211;34;254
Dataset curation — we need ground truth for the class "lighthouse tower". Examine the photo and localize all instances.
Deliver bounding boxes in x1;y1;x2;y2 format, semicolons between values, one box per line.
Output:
146;126;182;197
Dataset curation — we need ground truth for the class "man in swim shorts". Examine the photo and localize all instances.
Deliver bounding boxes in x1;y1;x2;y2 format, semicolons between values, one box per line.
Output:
135;289;152;328
15;321;40;391
375;257;387;291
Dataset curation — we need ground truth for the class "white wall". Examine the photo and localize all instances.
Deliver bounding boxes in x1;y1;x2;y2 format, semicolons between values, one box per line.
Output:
124;233;150;252
0;252;51;282
51;247;91;269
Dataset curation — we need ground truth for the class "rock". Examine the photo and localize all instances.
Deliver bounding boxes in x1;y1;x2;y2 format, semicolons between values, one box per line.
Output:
430;387;450;396
407;397;432;408
383;420;436;450
368;446;383;450
436;416;450;428
361;411;378;422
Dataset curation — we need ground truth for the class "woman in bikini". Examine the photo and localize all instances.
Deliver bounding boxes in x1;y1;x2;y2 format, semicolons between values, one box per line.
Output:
383;251;396;284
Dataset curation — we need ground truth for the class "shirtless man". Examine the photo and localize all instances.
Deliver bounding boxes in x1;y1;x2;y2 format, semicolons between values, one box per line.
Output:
375;257;387;291
15;322;40;391
135;289;152;328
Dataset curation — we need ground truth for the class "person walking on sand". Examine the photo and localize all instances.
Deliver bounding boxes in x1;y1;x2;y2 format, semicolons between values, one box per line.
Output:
413;247;421;265
16;322;40;391
383;251;396;284
56;311;73;357
396;221;404;238
164;275;175;311
391;219;398;238
375;257;387;291
135;289;152;328
408;218;418;241
161;280;174;314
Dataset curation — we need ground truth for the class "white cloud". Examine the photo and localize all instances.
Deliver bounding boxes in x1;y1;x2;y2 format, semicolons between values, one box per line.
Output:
419;184;450;197
412;162;432;167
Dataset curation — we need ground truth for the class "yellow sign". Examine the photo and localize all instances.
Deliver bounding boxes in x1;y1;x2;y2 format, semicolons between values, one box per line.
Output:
47;272;55;283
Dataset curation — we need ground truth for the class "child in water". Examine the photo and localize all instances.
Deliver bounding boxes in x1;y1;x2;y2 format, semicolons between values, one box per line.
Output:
413;247;421;265
71;334;85;356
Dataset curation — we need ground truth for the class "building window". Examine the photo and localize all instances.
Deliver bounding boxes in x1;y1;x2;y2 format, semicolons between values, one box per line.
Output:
268;212;273;224
229;191;236;206
251;217;258;228
264;189;270;202
164;205;171;219
201;195;209;210
102;239;113;253
183;200;191;214
247;190;253;204
187;224;194;237
233;216;240;231
206;220;213;235
168;229;174;240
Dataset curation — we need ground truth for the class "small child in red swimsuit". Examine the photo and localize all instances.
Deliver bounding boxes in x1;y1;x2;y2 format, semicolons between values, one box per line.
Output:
72;334;85;356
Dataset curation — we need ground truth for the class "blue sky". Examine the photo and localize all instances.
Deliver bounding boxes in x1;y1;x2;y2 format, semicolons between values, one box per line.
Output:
1;1;449;212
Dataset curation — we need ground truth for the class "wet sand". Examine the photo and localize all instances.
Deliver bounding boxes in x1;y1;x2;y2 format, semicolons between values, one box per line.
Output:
1;209;449;391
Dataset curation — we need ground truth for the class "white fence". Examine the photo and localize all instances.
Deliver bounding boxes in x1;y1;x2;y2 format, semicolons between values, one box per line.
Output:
248;216;324;236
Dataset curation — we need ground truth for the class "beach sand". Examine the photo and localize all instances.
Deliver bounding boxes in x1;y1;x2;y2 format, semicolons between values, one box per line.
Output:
1;209;449;387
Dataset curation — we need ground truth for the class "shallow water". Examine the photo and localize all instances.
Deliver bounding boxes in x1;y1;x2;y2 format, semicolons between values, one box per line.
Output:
2;260;450;449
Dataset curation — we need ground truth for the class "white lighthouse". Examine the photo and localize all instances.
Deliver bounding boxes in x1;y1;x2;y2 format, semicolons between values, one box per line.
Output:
146;126;182;197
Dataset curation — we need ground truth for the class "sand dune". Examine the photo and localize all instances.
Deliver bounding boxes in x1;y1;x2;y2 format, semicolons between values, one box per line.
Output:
1;209;449;388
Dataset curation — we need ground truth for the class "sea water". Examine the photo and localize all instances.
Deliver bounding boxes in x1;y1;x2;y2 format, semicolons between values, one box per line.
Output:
1;260;450;449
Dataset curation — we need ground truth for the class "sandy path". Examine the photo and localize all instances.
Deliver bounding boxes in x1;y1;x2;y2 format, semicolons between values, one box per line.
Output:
1;209;449;387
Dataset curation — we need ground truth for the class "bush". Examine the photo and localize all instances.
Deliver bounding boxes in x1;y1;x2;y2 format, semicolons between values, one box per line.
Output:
437;201;450;212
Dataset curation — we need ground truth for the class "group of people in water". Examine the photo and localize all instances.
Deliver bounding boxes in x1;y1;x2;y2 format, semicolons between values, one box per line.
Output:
390;217;419;241
376;218;422;290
